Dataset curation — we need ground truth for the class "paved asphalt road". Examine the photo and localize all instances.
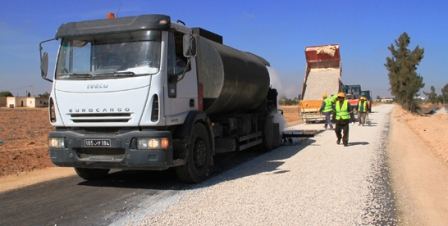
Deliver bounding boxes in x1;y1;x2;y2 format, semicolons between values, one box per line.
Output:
0;149;270;226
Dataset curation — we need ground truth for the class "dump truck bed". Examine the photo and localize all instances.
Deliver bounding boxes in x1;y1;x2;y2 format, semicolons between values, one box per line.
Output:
299;44;342;123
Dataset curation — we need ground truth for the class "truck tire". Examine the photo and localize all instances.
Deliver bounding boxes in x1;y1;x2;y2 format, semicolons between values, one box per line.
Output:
175;122;212;183
263;116;281;151
263;117;274;151
74;167;109;180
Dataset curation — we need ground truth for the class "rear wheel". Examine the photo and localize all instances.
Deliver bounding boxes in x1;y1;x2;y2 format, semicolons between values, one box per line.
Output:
74;167;109;180
263;116;281;151
176;122;213;183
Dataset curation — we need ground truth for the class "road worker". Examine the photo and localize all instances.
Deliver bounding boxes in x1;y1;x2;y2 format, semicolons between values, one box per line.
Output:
319;93;334;129
333;92;352;146
357;96;368;126
331;93;338;103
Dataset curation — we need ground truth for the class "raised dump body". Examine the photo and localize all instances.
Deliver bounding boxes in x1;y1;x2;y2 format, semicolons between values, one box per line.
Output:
300;44;342;123
302;68;341;100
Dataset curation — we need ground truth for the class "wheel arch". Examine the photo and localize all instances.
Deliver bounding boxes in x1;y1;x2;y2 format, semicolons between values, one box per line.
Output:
175;111;215;158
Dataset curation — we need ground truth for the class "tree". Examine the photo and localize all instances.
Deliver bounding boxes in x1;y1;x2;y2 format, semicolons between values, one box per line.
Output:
0;91;13;97
279;97;299;105
385;32;424;112
438;95;444;104
38;91;50;99
423;86;438;104
442;84;448;103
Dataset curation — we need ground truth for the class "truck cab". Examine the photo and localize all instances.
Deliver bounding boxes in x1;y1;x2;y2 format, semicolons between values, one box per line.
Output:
40;14;281;183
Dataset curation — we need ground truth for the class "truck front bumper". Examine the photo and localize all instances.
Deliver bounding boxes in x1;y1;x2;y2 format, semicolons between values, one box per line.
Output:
48;129;177;170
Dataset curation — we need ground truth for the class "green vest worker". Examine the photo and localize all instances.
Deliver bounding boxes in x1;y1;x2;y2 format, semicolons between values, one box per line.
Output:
333;92;352;146
357;96;368;126
320;94;334;129
331;94;338;103
323;97;333;113
358;98;367;113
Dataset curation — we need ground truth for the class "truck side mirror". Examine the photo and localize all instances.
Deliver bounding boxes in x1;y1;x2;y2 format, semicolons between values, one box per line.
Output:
183;34;196;58
39;38;56;82
40;52;49;79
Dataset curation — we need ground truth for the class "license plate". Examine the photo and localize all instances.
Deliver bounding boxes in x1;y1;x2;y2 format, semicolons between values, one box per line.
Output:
84;139;111;147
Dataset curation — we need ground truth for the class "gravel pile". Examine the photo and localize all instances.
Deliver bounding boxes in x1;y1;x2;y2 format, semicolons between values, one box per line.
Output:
137;105;396;225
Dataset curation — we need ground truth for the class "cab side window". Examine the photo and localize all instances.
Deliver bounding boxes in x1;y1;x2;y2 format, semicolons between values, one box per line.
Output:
168;31;189;76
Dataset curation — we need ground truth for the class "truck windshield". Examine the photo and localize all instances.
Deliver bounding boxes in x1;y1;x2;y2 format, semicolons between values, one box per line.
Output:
56;30;161;80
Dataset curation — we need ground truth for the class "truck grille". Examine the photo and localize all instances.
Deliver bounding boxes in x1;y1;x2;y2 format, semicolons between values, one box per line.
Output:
75;148;125;160
69;113;132;123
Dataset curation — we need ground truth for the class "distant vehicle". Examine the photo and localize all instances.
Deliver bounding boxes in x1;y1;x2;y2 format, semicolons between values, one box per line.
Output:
39;14;282;183
299;44;343;123
343;85;362;109
344;86;372;114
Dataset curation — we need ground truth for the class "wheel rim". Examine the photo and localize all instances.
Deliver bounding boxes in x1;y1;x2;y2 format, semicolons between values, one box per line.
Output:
193;138;207;169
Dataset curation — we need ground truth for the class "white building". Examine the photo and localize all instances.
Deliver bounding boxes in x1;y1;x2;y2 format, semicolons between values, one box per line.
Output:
6;96;48;108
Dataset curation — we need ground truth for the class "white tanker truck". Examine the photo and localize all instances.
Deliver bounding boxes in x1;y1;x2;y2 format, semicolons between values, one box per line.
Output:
39;14;282;183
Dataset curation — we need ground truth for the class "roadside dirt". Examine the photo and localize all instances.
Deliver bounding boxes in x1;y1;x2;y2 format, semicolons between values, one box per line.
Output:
0;167;75;193
400;106;448;164
388;106;448;225
0;108;53;177
279;105;302;126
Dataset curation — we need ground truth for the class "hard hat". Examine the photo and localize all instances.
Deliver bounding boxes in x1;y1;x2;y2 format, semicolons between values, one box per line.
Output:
337;92;345;98
323;93;328;98
360;96;366;100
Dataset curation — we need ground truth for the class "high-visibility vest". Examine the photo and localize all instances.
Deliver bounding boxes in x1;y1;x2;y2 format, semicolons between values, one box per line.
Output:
358;101;367;112
323;97;333;113
335;100;350;120
331;95;338;102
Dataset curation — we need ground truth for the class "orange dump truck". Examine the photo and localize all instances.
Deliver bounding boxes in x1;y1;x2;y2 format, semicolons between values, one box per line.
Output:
299;44;343;123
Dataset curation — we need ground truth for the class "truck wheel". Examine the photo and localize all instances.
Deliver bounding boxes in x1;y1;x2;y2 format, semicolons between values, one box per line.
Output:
176;123;212;183
74;167;109;180
263;117;281;151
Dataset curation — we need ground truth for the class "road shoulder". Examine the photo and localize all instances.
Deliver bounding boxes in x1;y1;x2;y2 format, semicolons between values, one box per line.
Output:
0;167;75;193
388;106;448;225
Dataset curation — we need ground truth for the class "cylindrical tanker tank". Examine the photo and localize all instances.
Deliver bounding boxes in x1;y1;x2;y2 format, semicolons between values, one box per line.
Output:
195;36;270;115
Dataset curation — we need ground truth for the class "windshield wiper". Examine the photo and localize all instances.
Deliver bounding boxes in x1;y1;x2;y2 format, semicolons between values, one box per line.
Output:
113;71;136;77
95;71;137;78
59;73;93;79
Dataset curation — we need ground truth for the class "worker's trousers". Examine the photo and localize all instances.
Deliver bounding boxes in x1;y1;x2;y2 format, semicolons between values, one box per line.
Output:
358;112;367;125
335;120;349;145
324;112;333;129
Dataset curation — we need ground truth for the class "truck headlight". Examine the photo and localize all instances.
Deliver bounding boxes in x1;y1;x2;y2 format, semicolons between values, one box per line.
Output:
137;138;169;150
49;137;65;148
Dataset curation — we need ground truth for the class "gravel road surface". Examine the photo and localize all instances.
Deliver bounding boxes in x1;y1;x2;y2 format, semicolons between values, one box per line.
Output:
142;104;396;225
0;105;396;225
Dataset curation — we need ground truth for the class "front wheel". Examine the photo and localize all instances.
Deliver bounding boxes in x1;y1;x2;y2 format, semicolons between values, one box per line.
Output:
74;167;109;180
175;122;213;183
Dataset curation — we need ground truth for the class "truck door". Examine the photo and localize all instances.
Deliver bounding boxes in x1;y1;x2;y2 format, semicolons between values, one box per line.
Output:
164;30;198;125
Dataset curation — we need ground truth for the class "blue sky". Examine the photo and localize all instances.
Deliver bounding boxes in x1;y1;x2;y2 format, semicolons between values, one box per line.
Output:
0;0;447;98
